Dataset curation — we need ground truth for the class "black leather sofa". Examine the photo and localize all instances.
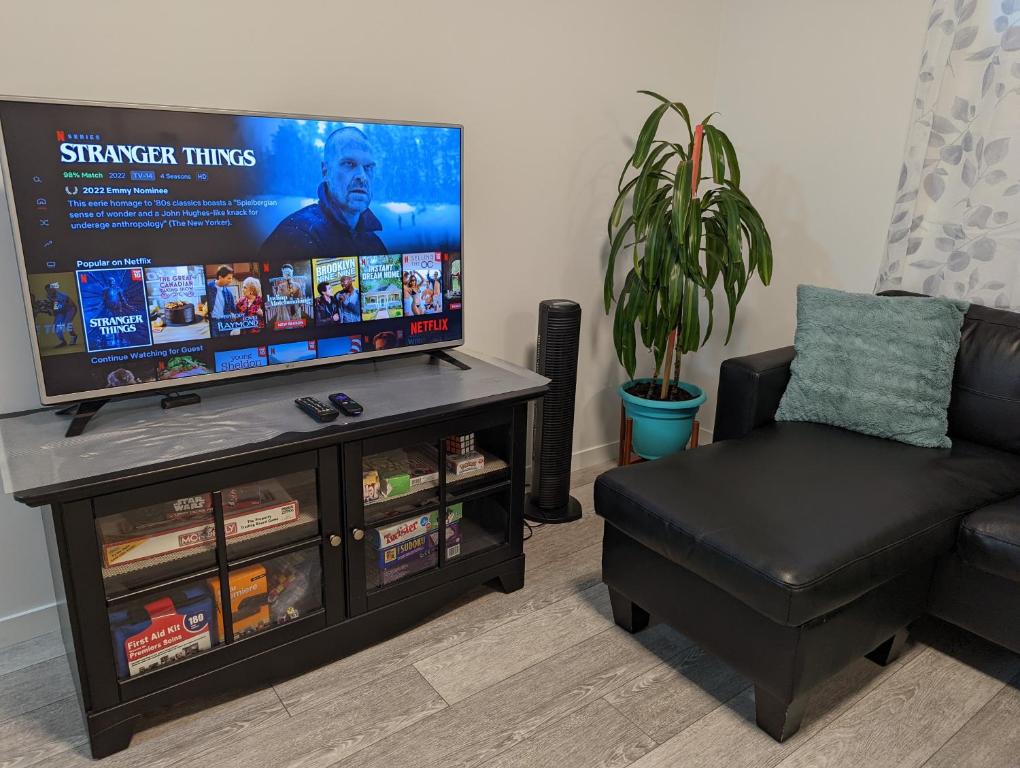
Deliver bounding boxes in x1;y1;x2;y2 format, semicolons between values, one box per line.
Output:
595;301;1020;742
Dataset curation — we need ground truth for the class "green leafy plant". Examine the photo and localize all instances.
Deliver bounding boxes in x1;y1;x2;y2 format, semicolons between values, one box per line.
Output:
605;91;774;399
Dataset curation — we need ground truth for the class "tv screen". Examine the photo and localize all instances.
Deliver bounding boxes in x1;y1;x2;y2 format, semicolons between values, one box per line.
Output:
0;98;463;405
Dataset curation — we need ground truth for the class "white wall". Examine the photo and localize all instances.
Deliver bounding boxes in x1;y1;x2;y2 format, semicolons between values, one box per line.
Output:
0;0;726;643
683;0;931;433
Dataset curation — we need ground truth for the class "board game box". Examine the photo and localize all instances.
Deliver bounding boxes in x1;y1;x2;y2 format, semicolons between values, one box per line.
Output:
444;503;464;560
208;564;270;640
446;450;486;476
99;497;300;568
367;507;464;586
362;447;439;503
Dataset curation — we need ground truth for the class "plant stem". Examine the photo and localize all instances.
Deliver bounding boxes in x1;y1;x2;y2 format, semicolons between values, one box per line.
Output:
672;334;682;384
664;123;705;400
660;329;676;400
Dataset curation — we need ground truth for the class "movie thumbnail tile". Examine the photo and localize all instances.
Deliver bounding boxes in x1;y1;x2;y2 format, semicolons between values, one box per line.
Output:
89;359;158;391
26;272;86;357
317;335;362;359
204;263;264;336
402;252;444;316
214;346;269;373
443;252;462;307
359;254;403;320
156;350;214;380
312;257;361;326
264;260;313;331
268;340;317;365
364;329;404;351
144;265;211;344
76;267;153;353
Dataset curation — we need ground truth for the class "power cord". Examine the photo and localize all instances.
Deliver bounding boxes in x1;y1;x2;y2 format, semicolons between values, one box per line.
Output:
523;518;545;541
522;481;545;540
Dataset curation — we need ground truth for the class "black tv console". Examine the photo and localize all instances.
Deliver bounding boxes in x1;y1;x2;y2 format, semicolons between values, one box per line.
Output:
0;350;546;758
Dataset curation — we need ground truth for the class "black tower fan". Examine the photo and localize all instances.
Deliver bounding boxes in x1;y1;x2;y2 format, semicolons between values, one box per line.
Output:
526;299;582;524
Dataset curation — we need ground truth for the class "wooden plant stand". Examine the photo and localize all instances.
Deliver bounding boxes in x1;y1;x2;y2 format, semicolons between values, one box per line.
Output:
618;402;699;466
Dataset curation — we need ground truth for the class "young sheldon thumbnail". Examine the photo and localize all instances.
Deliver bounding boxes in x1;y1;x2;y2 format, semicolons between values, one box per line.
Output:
214;346;269;373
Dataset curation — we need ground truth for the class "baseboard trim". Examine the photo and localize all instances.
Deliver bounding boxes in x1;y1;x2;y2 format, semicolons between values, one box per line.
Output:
0;602;58;648
571;441;617;470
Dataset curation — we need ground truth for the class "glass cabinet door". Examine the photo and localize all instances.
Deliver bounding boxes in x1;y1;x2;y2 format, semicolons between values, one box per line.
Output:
348;414;516;611
220;469;320;560
218;548;323;642
97;451;335;684
96;493;219;598
361;442;442;591
444;490;510;561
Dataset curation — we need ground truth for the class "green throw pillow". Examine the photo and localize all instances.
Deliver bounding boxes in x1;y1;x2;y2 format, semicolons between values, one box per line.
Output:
775;285;968;448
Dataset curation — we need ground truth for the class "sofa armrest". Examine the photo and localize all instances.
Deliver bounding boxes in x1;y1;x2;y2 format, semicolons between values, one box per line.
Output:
712;346;795;442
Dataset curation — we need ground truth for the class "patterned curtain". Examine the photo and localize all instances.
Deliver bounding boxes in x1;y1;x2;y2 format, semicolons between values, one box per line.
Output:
876;0;1020;309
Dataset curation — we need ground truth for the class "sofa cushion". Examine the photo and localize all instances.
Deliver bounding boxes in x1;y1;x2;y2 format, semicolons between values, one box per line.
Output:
775;285;968;449
595;422;1020;626
948;303;1020;454
958;498;1020;583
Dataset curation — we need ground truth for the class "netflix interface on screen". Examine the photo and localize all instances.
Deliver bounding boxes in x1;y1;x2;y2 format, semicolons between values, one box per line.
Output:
0;100;464;399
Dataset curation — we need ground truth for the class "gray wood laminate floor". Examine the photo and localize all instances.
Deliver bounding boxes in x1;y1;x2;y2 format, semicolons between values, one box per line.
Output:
2;463;1018;768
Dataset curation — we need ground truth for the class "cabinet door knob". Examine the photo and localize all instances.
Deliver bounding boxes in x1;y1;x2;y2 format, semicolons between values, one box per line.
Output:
352;528;365;541
329;534;342;548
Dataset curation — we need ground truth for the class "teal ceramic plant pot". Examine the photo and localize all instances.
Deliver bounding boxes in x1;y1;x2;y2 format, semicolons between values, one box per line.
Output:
620;379;707;460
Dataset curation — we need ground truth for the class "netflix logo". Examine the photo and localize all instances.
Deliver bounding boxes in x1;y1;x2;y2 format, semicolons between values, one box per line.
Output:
409;318;449;334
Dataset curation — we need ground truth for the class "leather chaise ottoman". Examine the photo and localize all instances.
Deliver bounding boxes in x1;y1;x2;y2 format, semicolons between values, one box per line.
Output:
595;422;1020;741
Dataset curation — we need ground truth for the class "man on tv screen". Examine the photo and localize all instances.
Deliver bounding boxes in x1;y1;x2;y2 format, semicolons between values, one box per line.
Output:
206;265;237;335
260;126;386;260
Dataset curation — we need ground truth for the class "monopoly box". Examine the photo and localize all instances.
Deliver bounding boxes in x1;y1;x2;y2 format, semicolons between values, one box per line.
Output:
99;496;300;569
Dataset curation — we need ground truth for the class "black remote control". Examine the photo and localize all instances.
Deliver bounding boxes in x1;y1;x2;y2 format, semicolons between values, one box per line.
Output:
329;392;364;416
294;396;339;422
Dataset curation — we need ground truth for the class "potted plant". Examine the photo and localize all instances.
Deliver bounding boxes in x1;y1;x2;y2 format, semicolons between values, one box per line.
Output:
605;91;773;459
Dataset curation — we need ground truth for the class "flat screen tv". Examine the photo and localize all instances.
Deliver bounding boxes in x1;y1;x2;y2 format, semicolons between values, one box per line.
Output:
0;98;463;405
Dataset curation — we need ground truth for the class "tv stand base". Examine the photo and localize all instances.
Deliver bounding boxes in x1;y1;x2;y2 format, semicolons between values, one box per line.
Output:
428;349;472;371
56;399;110;438
160;392;201;409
